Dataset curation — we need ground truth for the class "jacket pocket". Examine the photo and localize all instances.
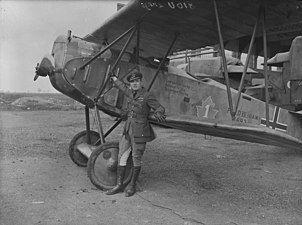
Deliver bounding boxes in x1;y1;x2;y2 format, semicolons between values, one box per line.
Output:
134;120;150;136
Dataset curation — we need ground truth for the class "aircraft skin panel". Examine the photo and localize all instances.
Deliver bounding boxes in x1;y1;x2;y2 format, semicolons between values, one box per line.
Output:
149;71;260;126
148;71;302;149
90;60;302;147
83;0;302;58
49;71;94;108
45;50;302;149
46;58;302;149
63;57;109;100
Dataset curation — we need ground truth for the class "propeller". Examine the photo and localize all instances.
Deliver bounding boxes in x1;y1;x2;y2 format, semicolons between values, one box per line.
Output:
34;63;41;81
33;55;55;81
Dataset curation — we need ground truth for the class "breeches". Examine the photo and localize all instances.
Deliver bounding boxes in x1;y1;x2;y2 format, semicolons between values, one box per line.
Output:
118;133;146;167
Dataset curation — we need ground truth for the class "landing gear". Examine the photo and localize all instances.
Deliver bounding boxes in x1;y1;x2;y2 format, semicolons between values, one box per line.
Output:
69;130;100;167
87;142;133;190
68;105;130;190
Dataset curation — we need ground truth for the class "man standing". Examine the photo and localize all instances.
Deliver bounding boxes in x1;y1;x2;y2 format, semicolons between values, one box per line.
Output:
106;71;165;197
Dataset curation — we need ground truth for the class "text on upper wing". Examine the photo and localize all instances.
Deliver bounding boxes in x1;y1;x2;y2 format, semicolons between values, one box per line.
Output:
141;1;194;11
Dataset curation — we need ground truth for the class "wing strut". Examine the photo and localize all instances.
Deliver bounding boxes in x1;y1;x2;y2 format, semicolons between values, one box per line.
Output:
85;105;92;144
147;32;179;91
232;3;269;127
136;23;140;66
213;0;235;118
91;24;139;143
97;23;143;141
234;5;261;114
82;21;141;144
94;106;105;144
95;23;139;102
80;24;138;70
262;3;270;127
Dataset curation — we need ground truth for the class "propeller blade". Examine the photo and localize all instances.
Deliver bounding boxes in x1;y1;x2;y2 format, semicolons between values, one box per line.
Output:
33;54;55;81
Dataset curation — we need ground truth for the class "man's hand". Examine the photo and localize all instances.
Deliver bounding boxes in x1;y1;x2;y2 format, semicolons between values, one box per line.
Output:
109;72;118;82
154;111;166;122
120;110;128;121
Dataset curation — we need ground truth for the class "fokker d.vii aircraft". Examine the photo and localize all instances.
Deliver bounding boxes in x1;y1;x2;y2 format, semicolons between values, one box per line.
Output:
34;0;302;190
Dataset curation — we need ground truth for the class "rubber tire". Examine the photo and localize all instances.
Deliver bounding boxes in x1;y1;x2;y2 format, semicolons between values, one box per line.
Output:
87;141;133;191
69;130;100;167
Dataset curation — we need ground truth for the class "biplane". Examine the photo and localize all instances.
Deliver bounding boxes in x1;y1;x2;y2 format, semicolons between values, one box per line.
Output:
34;0;302;190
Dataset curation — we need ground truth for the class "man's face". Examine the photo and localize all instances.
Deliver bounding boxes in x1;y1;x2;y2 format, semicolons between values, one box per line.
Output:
129;79;142;91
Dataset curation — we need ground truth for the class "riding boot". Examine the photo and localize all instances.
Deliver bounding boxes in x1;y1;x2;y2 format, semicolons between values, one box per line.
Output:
105;166;126;195
125;166;141;197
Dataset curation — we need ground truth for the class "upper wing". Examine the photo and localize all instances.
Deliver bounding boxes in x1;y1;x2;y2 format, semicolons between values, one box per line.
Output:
83;0;302;58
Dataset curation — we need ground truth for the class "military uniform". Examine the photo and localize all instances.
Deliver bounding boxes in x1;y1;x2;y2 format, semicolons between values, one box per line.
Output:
106;72;165;197
114;78;165;166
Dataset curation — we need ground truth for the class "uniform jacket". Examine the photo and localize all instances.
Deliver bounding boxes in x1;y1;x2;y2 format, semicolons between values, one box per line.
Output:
114;79;165;143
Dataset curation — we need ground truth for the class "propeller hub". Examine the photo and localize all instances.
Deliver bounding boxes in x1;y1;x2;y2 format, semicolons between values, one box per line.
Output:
33;54;55;81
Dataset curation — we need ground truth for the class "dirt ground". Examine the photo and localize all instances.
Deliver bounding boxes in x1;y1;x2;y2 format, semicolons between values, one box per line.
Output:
1;110;302;225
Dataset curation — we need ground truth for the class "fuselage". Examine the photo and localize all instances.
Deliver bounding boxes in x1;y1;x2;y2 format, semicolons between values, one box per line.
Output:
37;34;302;150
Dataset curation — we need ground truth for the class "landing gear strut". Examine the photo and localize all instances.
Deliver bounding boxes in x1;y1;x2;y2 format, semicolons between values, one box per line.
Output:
68;106;132;190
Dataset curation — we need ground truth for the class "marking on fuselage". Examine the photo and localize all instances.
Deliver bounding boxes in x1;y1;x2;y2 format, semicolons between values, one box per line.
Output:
196;96;219;119
165;79;190;96
230;108;260;124
260;106;287;132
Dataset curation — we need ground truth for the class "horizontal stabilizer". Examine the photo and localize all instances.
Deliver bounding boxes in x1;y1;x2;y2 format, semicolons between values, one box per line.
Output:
266;52;289;66
245;84;265;90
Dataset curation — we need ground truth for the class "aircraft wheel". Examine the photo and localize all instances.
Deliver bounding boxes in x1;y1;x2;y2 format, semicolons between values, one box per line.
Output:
69;130;100;167
87;141;133;191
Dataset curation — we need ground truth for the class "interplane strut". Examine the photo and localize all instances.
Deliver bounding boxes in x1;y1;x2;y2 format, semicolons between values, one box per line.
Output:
214;0;270;123
213;0;235;119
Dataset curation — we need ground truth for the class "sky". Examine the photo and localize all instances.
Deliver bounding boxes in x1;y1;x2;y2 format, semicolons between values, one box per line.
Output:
0;0;128;93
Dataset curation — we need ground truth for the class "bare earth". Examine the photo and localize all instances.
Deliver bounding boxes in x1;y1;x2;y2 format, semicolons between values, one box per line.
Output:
1;110;302;225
